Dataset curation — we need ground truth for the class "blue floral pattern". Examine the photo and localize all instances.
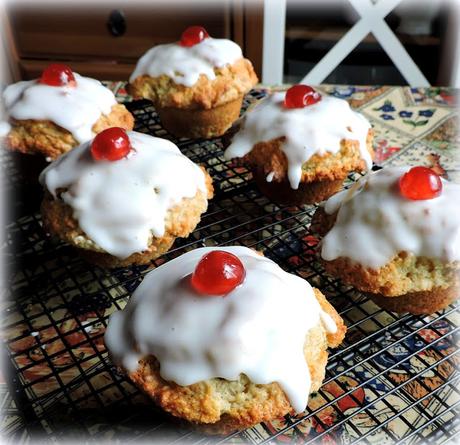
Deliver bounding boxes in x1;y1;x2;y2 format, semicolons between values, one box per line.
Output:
374;100;395;112
381;114;395;120
331;86;356;98
419;109;435;117
399;111;413;118
373;98;437;130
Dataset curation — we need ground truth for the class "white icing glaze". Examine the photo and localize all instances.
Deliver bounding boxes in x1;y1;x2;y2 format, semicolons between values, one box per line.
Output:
105;246;337;413
321;166;460;268
319;310;338;334
129;38;242;87
40;131;207;259
0;121;11;138
224;92;372;189
2;74;117;143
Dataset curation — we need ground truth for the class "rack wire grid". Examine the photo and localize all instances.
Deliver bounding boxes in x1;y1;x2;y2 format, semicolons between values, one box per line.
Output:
2;91;460;444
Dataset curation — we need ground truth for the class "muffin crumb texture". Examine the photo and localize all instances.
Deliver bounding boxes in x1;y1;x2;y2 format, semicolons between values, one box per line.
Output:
105;247;345;433
40;132;213;267
313;165;460;313
7;104;134;160
127;288;345;434
130;58;258;110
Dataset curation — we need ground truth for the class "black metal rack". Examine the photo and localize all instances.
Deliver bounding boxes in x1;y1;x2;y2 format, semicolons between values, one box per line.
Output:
2;92;459;444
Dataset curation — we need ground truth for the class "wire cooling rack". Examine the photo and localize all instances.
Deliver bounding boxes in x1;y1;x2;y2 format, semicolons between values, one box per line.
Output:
2;92;460;444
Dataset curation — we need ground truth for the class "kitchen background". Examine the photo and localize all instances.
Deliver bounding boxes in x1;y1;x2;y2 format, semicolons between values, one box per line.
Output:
1;0;459;88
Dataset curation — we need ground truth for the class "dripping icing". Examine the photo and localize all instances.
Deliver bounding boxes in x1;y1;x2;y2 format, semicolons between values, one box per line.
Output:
105;246;337;413
224;92;372;189
321;166;460;268
130;38;242;87
2;74;117;143
40;131;207;259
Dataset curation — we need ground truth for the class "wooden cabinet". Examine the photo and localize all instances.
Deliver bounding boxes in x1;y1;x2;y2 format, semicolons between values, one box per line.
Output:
5;1;263;81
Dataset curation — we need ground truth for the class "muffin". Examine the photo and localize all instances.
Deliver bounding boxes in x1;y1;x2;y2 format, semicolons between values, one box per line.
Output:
224;85;374;205
1;63;134;161
129;26;258;139
105;246;346;434
40;128;213;268
313;166;460;314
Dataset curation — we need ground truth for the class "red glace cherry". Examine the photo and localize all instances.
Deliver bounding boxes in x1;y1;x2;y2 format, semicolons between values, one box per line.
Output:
191;250;246;296
180;26;209;47
39;63;76;87
284;85;321;109
399;166;442;200
91;127;132;161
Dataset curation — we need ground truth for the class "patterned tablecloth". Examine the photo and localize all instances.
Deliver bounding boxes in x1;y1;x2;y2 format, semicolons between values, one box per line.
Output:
1;83;459;444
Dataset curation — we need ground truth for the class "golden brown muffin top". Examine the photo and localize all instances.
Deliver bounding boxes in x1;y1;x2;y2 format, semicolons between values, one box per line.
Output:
129;58;258;110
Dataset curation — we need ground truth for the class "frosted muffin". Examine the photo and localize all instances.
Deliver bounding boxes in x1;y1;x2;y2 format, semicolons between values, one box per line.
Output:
129;26;258;139
314;166;460;314
1;64;134;161
40;128;213;268
105;246;346;433
225;85;374;205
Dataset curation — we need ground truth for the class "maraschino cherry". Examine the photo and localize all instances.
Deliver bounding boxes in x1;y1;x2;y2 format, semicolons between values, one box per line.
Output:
191;250;246;296
399;166;442;200
39;63;76;87
91;127;132;161
180;26;209;47
284;85;321;109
